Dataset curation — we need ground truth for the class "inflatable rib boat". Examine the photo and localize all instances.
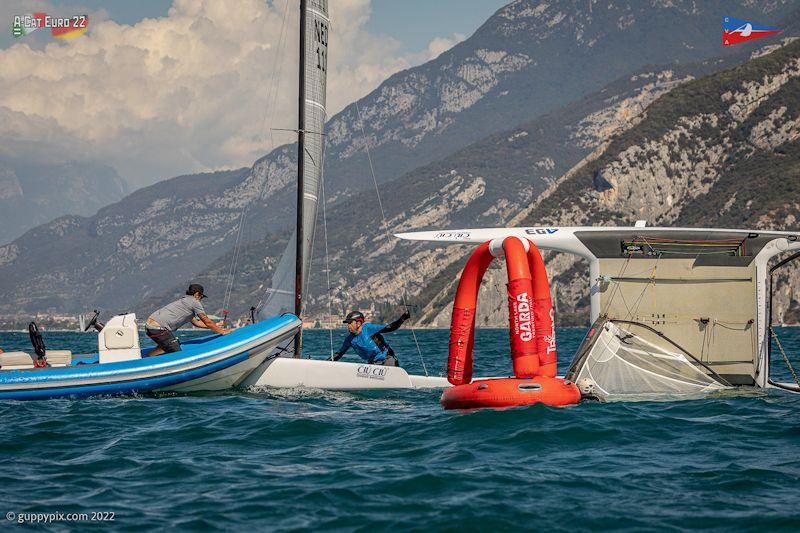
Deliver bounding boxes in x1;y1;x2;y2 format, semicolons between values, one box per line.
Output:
0;314;299;401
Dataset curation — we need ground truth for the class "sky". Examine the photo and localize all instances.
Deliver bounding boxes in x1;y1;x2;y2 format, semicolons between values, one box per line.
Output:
0;0;509;188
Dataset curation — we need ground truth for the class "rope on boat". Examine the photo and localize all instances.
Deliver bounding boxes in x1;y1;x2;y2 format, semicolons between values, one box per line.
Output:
771;326;800;388
354;100;429;376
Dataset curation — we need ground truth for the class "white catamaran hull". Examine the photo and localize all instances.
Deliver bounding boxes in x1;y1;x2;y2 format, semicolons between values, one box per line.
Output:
242;357;450;390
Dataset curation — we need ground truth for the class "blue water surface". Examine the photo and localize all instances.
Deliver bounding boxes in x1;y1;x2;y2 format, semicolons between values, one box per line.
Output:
0;327;799;531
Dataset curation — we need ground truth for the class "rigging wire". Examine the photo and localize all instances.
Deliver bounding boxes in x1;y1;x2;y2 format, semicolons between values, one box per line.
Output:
354;101;429;376
318;137;336;358
771;326;800;388
355;101;386;220
303;131;328;358
223;203;250;313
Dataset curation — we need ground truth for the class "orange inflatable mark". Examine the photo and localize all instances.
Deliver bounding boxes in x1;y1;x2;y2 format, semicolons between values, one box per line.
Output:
444;236;578;410
448;242;493;385
448;236;556;384
503;237;538;378
441;376;581;410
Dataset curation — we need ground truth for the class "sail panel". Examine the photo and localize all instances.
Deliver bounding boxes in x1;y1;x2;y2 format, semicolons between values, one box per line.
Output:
258;0;328;323
568;320;728;401
299;0;329;305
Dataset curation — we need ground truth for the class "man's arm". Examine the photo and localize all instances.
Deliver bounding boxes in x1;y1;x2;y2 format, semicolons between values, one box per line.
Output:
378;311;411;334
198;314;231;335
330;335;353;361
191;317;225;329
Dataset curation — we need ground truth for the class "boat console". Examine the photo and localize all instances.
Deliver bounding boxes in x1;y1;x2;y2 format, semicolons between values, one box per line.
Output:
98;313;142;363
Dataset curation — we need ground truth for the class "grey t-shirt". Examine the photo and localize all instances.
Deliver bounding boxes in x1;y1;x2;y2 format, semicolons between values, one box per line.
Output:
148;296;206;331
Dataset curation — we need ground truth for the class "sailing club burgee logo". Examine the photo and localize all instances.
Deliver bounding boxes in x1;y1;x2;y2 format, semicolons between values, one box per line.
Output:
723;16;782;46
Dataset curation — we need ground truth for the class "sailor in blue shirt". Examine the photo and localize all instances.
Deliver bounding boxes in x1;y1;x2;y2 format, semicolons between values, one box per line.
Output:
330;310;410;366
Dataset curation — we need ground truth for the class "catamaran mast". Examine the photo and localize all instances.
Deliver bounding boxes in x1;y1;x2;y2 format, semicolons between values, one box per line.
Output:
294;0;307;358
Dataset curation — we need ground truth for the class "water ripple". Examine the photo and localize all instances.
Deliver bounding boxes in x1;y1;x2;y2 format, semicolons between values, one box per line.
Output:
0;328;799;530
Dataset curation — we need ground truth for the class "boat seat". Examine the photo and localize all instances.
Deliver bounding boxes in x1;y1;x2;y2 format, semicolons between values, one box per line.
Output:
0;352;34;368
46;350;73;367
0;350;72;369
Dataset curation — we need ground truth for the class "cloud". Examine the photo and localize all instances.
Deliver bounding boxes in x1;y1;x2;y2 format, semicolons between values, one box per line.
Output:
0;0;463;189
425;32;466;61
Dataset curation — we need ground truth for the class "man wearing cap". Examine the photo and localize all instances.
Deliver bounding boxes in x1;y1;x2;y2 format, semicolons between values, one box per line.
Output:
145;283;232;356
330;310;410;366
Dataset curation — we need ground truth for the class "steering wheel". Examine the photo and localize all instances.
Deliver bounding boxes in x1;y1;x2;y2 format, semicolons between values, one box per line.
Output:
84;310;102;332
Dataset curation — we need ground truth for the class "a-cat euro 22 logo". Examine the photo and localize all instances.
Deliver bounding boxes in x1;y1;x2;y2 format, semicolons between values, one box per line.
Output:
12;13;89;40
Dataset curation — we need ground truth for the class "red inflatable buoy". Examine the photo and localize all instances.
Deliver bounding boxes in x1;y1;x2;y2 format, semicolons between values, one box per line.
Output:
441;376;581;410
442;236;580;410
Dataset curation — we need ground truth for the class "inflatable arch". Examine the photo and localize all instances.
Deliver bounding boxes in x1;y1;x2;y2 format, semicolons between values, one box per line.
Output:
441;236;580;409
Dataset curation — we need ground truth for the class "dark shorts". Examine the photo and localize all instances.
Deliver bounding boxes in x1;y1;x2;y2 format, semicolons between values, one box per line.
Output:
374;348;399;367
146;327;181;354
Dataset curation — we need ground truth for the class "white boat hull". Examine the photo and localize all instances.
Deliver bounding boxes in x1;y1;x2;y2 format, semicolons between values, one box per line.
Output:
242;357;450;390
160;340;282;393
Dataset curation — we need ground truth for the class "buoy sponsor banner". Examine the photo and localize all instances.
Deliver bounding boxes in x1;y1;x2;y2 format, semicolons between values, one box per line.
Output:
507;280;539;378
723;16;781;46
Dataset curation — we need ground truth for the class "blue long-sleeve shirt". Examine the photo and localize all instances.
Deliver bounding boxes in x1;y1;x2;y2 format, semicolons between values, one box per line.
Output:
337;323;389;363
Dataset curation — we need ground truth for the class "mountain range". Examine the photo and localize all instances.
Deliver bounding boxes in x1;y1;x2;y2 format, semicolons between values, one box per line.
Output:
413;35;800;328
0;159;127;244
0;0;797;327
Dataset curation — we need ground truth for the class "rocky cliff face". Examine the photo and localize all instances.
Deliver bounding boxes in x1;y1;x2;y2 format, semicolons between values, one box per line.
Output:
192;59;726;321
324;0;797;195
415;37;800;328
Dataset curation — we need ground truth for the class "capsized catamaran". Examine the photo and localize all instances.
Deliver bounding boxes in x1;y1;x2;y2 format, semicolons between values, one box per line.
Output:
398;224;800;401
240;0;447;390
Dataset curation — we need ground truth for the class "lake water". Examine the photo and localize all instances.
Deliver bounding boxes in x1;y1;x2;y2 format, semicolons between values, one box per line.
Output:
1;327;799;531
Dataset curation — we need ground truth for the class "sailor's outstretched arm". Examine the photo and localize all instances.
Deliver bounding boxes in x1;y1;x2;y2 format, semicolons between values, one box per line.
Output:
330;335;353;361
379;311;411;334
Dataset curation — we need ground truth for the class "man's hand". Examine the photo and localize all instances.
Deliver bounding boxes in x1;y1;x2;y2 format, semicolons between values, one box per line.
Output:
400;310;411;321
199;314;231;335
329;352;343;361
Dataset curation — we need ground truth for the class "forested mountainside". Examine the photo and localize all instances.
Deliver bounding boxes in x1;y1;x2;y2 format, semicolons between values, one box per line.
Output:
0;0;796;319
416;37;800;327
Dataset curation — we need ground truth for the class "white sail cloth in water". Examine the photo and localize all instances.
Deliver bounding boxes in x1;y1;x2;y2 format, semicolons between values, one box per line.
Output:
259;0;329;320
569;320;728;401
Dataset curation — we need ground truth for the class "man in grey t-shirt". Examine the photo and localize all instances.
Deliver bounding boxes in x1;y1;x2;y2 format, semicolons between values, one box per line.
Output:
145;283;232;356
